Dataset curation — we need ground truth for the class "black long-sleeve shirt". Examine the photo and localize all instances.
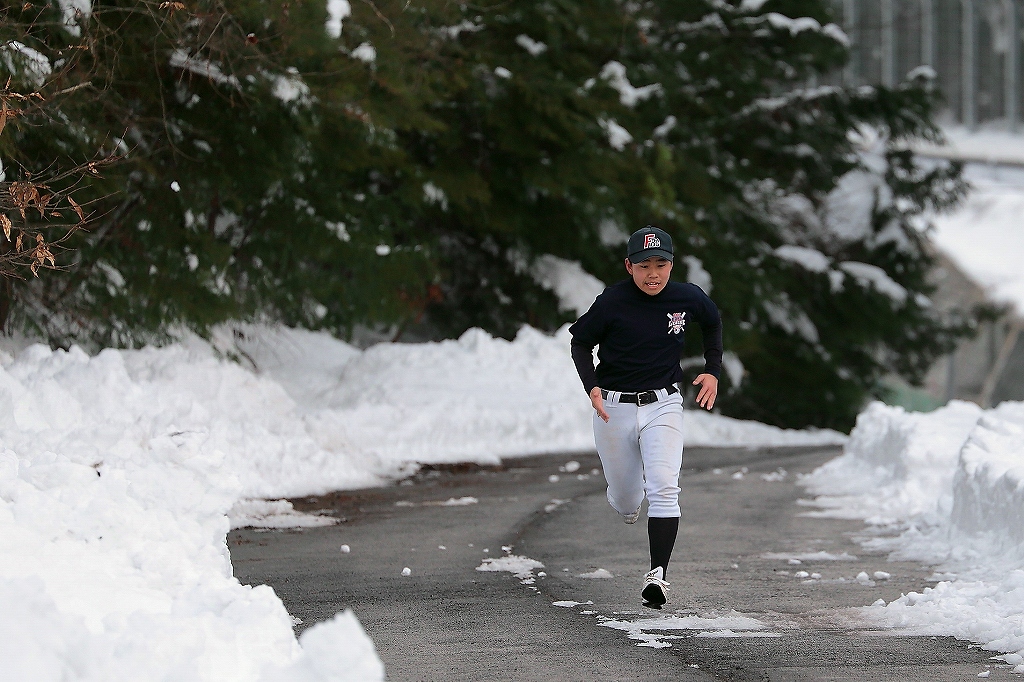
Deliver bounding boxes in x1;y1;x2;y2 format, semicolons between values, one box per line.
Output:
568;279;723;394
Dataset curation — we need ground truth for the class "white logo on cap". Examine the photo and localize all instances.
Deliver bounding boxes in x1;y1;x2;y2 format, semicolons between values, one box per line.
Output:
643;234;661;249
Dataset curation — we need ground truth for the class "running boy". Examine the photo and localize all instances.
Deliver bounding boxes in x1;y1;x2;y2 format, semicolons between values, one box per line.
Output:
568;225;723;608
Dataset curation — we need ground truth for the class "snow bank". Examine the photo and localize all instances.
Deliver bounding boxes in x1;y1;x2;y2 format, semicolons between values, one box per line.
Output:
229;323;845;487
801;400;1024;670
915;125;1024;166
930;162;1024;314
0;322;843;679
952;402;1024;549
0;343;383;680
800;401;983;525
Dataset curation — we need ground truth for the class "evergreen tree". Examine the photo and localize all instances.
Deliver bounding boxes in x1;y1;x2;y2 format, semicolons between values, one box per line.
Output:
407;0;971;429
0;0;971;430
4;0;441;345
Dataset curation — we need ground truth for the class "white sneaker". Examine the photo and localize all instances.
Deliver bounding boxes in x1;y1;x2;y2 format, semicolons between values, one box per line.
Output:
622;505;642;524
641;567;670;608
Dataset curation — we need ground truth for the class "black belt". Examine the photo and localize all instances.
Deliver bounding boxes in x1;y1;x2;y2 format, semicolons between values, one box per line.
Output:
601;385;678;407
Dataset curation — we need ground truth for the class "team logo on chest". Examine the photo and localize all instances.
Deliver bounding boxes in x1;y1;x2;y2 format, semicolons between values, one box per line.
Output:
667;312;686;334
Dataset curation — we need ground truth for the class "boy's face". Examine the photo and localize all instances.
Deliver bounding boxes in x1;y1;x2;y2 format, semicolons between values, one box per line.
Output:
625;256;672;296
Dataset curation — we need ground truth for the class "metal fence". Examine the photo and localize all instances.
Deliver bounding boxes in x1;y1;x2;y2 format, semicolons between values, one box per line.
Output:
837;0;1022;129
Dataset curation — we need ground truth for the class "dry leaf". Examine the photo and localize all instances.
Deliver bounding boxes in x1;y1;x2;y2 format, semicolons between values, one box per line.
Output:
16;232;23;251
68;196;85;221
9;182;39;220
0;102;11;137
30;237;55;269
36;193;52;218
0;215;10;241
159;1;186;10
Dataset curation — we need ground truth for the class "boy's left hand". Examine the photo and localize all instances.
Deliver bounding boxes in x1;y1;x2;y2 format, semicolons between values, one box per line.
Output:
692;374;718;410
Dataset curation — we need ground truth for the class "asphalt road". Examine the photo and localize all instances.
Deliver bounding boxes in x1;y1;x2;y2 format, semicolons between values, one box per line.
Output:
230;446;1013;681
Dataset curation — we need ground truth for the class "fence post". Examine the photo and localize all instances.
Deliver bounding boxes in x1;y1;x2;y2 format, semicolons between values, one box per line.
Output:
882;0;896;86
962;0;977;129
921;0;935;68
1008;0;1019;131
844;0;859;85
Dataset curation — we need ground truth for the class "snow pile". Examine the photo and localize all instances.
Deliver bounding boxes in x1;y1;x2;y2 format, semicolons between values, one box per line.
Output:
915;125;1024;166
0;343;383;680
681;406;844;448
800;401;984;525
229;324;846;484
801;400;1024;670
952;402;1024;550
0;321;845;679
930;162;1024;314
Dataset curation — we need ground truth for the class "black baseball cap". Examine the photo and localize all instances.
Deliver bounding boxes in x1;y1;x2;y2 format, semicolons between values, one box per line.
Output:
627;225;673;263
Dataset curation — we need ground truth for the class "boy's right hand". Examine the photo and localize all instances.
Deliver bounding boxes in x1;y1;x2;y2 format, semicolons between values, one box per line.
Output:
589;386;610;422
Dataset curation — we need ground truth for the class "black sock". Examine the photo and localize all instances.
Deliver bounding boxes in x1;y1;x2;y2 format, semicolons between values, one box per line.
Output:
648;517;679;577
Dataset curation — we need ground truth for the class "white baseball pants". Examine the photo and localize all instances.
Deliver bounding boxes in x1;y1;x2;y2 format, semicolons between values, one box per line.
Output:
593;388;684;518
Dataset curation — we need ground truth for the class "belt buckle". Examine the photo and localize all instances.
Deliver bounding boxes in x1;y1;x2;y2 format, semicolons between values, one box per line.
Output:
637;390;657;406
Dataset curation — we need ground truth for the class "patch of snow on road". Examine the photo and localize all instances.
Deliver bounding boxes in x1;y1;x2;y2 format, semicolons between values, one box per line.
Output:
695;629;782;638
761;551;859;562
761;468;788;482
229;499;337;529
476;555;544;582
600;612;778;648
577;568;614;579
544;498;568;513
422;496;478;507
